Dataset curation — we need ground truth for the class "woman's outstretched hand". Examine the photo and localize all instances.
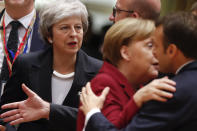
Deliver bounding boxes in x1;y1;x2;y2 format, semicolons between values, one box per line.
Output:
1;84;50;125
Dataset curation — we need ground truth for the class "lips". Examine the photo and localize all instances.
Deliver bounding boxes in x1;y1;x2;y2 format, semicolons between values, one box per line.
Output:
153;62;159;70
68;41;77;47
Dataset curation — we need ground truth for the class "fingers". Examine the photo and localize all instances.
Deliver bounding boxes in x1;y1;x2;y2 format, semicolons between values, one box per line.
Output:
9;118;24;125
154;88;173;99
86;82;94;95
151;94;168;102
2;113;21;123
1;102;20;110
156;83;176;92
99;87;110;101
1;109;19;119
21;83;36;97
80;87;87;105
160;77;176;86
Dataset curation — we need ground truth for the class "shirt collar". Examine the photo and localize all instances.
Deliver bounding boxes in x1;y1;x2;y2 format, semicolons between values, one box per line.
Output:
175;60;194;75
4;9;35;29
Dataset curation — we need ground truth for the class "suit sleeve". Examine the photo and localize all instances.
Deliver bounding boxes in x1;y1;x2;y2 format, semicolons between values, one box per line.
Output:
48;104;78;131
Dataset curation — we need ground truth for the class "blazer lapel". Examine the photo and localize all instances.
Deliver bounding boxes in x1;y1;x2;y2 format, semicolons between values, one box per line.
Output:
62;50;94;108
29;47;53;102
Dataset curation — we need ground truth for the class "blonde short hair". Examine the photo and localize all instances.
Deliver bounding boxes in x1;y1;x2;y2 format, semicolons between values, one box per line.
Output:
103;18;155;66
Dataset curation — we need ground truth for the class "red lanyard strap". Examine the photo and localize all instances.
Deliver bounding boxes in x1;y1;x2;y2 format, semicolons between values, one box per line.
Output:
1;12;36;76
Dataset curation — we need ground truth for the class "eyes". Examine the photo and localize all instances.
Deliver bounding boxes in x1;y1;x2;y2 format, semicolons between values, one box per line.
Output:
147;42;153;48
58;24;83;33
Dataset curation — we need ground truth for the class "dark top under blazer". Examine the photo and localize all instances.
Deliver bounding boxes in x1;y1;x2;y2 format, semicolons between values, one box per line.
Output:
0;46;102;131
85;61;197;131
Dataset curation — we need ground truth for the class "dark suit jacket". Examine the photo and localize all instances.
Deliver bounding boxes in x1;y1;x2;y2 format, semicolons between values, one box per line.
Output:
0;46;102;131
0;9;47;94
85;61;197;131
77;62;138;131
0;9;47;131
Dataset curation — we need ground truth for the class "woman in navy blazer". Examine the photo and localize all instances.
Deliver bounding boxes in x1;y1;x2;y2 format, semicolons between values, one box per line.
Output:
0;0;102;131
77;18;176;131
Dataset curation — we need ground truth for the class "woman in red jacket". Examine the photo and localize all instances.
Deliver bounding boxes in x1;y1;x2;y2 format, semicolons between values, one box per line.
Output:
77;18;176;131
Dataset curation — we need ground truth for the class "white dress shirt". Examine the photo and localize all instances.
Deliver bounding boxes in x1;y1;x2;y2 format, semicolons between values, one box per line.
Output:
0;9;35;73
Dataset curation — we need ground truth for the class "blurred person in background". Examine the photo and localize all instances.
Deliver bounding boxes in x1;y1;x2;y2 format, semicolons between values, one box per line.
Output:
190;1;197;16
109;0;161;23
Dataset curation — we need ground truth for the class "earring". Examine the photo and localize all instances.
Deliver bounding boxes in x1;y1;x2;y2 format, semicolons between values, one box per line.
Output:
48;39;53;44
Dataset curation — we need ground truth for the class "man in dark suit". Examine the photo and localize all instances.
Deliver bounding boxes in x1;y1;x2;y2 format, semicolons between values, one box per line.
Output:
79;12;197;131
0;0;46;96
0;0;46;130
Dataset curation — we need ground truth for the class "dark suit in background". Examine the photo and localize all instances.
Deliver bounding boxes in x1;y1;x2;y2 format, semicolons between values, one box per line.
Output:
85;61;197;131
0;46;102;131
0;9;47;95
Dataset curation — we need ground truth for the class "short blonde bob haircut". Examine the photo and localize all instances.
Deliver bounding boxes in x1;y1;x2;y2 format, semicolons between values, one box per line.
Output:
102;18;155;66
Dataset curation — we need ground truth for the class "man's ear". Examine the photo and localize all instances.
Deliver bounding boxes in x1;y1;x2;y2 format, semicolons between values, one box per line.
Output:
120;45;130;61
166;44;178;58
130;12;140;18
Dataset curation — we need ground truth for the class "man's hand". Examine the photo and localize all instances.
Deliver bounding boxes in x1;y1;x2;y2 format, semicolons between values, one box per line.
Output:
79;82;110;116
1;84;50;125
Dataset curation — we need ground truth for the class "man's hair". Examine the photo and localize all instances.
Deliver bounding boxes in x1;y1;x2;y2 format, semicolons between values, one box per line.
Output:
155;12;197;59
129;0;161;21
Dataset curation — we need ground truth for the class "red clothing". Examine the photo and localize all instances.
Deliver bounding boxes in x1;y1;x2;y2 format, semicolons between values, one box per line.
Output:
77;62;139;131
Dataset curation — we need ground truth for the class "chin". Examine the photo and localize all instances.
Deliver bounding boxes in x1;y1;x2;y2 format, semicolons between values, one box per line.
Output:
150;71;159;79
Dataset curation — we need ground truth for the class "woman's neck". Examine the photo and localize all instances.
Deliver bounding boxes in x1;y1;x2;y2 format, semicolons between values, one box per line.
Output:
53;52;76;75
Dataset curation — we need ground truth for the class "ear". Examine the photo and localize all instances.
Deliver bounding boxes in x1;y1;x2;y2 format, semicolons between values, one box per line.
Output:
166;44;178;58
120;45;130;61
47;37;53;44
130;12;140;18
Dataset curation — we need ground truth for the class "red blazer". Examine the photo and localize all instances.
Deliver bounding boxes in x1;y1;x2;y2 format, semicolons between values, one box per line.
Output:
77;62;139;131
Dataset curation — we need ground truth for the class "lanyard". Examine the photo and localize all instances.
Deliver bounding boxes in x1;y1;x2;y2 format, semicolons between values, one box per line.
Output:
0;12;36;76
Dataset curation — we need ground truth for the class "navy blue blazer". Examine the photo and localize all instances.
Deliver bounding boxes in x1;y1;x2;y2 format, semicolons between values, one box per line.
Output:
85;61;197;131
0;46;102;131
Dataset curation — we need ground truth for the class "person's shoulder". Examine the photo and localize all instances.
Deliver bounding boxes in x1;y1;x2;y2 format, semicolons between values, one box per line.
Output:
77;49;103;69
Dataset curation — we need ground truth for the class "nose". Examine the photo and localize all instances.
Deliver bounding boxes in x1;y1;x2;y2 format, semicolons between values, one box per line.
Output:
152;47;157;58
70;27;77;37
109;13;115;22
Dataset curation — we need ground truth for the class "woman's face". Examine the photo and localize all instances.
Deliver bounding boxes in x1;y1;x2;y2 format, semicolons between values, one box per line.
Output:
49;15;83;55
126;37;159;84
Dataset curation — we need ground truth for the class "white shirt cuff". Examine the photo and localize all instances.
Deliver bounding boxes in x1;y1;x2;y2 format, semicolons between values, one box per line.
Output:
83;108;101;131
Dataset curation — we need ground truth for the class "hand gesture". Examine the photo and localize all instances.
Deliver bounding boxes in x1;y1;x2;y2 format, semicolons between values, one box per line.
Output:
1;84;50;125
79;82;110;116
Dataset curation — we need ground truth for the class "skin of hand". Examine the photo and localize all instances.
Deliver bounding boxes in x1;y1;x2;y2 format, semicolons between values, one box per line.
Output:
0;84;50;125
133;77;176;108
0;125;5;131
79;82;110;116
